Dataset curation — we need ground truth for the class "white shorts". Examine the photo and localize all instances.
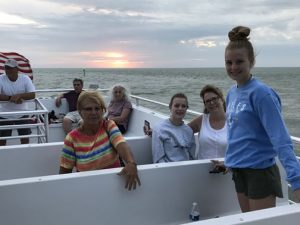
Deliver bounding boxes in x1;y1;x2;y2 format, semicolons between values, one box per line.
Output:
64;111;81;123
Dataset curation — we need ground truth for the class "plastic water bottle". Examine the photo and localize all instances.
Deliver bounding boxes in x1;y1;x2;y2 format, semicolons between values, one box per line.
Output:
189;202;200;221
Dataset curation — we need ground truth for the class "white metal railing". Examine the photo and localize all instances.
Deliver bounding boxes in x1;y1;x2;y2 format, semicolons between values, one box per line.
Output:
33;88;300;154
36;88;110;94
0;99;49;143
129;94;300;157
130;94;201;117
291;136;300;144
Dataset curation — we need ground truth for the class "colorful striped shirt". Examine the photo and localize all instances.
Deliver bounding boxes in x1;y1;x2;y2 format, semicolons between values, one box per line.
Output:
60;120;125;171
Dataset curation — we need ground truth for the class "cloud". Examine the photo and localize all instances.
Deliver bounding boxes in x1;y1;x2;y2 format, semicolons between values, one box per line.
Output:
0;12;37;25
0;0;299;67
180;37;219;48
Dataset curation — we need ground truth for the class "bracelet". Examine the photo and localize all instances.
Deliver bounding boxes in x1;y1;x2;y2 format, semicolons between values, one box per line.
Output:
127;161;137;166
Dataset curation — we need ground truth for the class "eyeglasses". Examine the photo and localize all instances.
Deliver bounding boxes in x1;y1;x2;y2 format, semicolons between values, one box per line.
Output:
203;96;219;105
82;107;102;112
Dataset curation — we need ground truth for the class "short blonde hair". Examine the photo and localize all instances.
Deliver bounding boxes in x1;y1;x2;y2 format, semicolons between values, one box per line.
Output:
77;91;107;113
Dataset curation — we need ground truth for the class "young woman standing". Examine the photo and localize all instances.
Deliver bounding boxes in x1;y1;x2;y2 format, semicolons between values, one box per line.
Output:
223;26;300;212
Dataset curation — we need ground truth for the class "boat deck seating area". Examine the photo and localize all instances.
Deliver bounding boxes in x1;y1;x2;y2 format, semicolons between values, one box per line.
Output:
0;160;290;225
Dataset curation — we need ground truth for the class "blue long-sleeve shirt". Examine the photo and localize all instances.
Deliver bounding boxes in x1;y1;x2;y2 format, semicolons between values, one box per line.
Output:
225;77;300;190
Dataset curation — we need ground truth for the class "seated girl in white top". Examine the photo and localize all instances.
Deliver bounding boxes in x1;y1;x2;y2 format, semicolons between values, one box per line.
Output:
188;85;227;159
152;93;196;163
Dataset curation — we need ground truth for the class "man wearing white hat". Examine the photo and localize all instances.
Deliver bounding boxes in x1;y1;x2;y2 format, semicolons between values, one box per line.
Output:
0;58;36;145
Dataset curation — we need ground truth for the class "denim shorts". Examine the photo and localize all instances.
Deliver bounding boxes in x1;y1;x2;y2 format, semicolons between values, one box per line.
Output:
64;111;81;123
231;164;283;199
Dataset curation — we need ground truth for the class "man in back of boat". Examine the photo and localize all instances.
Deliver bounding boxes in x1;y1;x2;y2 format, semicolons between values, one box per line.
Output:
0;58;36;146
55;78;83;134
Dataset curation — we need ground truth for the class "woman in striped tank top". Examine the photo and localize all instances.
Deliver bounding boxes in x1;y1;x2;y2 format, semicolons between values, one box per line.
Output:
59;91;140;190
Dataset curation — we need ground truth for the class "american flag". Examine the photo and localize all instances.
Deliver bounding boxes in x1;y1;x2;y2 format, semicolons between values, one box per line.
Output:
0;52;33;80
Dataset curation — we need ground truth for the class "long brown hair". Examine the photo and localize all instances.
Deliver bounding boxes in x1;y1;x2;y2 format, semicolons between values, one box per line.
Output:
200;84;226;114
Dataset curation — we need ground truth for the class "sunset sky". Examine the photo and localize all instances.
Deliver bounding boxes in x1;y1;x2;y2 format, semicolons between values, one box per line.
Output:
0;0;299;68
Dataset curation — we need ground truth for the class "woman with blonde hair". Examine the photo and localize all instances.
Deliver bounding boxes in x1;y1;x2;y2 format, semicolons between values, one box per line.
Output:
59;91;140;190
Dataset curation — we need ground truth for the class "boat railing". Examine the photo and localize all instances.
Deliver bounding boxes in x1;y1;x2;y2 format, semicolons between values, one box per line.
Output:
36;88;110;97
35;88;300;157
130;94;201;117
36;88;200;116
0;99;49;143
129;94;300;158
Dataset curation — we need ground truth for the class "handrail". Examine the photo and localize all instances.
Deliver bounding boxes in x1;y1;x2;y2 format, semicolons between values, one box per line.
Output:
0;99;49;143
291;136;300;144
36;88;110;94
129;94;300;157
130;94;201;117
2;89;298;150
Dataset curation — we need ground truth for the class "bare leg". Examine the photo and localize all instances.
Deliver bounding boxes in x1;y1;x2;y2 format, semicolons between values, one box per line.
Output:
20;138;29;144
237;192;250;212
249;195;276;211
63;118;73;134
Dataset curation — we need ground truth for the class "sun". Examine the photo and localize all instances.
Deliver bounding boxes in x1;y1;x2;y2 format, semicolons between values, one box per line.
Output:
99;51;131;68
105;52;124;58
80;51;140;68
112;60;129;68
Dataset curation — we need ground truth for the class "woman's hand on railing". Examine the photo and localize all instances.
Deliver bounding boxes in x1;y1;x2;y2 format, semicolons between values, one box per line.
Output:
118;162;141;191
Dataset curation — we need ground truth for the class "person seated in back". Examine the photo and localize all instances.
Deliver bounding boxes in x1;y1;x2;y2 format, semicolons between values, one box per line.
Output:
151;93;195;163
55;78;83;134
107;84;132;134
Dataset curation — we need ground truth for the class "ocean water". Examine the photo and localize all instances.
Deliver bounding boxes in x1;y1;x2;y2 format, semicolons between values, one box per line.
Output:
33;67;300;138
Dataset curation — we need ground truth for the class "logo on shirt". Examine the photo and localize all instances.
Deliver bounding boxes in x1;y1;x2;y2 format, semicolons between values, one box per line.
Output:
227;99;247;128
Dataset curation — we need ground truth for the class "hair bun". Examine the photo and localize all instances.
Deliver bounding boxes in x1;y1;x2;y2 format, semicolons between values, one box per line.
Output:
228;26;250;41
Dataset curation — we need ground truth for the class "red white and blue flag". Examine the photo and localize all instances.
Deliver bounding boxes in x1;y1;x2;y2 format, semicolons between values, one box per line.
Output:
0;52;33;80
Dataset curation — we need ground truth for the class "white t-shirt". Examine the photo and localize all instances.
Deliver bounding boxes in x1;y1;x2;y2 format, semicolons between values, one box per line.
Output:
0;74;35;118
